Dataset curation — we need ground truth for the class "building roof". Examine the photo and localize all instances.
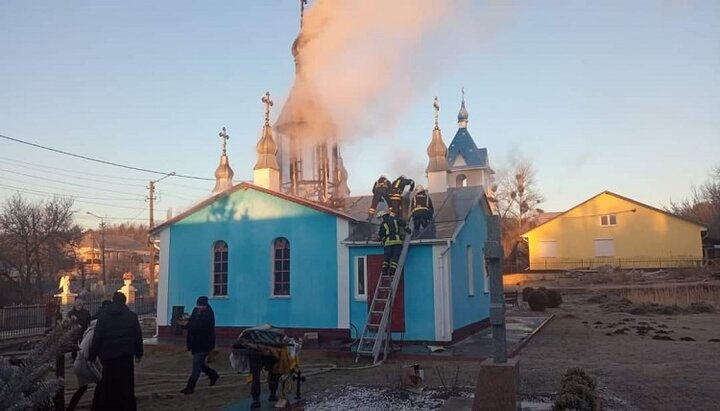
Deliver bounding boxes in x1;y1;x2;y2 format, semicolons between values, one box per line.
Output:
522;190;708;237
80;233;147;254
447;128;489;169
343;186;488;243
150;182;359;234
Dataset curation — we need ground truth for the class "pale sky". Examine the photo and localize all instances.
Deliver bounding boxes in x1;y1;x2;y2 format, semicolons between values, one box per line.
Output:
1;1;718;228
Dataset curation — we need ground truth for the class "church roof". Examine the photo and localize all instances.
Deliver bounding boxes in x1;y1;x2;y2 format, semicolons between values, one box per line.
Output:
150;182;358;234
342;186;489;243
447;128;488;168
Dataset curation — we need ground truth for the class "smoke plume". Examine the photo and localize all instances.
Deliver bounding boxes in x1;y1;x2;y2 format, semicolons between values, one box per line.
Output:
291;0;510;142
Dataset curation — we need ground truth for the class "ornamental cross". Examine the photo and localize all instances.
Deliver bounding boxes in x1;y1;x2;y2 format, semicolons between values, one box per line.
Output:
261;91;274;126
461;87;465;102
219;127;229;155
433;96;440;129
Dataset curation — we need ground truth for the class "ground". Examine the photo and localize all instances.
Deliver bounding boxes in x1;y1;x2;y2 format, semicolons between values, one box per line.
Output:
61;282;720;410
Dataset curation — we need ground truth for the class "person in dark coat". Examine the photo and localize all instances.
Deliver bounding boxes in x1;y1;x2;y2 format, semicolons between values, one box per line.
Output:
411;185;434;232
180;296;219;394
68;298;91;359
377;210;410;276
367;175;391;220
88;292;143;411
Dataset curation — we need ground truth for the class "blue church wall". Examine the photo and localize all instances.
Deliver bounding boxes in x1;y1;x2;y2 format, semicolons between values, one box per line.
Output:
165;188;341;329
348;244;436;341
449;201;490;330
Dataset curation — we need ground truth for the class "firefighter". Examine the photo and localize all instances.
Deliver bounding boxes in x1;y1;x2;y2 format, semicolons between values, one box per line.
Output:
368;175;391;220
411;185;434;231
389;175;415;218
377;210;410;276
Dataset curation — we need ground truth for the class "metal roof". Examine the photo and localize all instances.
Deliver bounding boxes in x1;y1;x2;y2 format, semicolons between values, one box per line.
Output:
447;128;488;168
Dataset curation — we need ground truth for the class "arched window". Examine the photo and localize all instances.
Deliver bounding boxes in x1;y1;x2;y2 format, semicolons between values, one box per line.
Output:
273;238;290;296
212;241;228;296
456;174;468;188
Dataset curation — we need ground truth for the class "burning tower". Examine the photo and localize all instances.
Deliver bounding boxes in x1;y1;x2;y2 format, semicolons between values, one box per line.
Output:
274;0;349;208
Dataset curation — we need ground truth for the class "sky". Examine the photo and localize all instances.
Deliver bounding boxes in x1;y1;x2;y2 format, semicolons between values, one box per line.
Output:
1;0;718;228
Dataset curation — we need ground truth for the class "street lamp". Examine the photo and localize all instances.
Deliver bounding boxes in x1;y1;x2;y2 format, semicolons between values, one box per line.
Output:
86;212;106;286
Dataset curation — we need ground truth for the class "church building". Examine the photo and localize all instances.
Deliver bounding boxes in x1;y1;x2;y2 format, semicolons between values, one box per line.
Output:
151;8;496;343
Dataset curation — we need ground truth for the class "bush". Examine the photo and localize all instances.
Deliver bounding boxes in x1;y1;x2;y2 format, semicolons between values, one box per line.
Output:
553;368;599;411
527;289;548;311
522;287;535;302
547;289;563;308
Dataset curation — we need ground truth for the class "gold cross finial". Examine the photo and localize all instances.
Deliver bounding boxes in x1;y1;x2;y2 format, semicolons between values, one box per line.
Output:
261;91;274;126
433;96;440;129
219;127;229;155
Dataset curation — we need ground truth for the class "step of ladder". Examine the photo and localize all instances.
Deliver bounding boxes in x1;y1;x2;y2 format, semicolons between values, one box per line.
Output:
355;219;415;364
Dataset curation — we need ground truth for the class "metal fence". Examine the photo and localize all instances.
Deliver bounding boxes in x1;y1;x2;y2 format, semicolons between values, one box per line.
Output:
0;297;156;340
528;257;706;271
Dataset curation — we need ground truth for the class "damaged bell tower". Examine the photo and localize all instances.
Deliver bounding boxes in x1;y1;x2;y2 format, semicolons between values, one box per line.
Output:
274;0;350;208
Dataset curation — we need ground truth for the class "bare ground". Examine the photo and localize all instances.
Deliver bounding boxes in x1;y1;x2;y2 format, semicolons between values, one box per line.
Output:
62;288;720;410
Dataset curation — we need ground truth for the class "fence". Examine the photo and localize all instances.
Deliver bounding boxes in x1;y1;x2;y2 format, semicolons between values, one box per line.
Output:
527;257;706;271
0;297;156;340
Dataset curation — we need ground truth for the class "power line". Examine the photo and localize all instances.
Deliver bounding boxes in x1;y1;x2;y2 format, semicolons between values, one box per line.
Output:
0;167;146;198
0;156;150;183
0;183;147;210
0;133;214;181
0;157;147;187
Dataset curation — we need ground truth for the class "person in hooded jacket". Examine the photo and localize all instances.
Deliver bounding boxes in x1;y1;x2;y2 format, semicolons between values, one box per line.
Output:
88;292;143;411
180;296;219;394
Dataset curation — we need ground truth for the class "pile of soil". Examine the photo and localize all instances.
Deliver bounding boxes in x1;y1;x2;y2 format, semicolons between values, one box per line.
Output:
589;292;716;315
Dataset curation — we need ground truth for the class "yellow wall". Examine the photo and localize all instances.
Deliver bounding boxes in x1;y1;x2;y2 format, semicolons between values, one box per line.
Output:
525;192;704;270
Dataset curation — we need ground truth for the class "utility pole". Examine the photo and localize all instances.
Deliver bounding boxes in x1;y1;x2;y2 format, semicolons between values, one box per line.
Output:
147;172;175;298
86;212;107;287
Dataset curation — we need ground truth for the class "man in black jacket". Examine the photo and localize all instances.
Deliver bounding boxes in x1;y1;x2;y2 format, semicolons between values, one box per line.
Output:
88;292;143;411
180;296;219;394
68;298;91;359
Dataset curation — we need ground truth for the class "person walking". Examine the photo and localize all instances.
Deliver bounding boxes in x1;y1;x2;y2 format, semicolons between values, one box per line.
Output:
88;292;143;411
180;296;219;394
68;298;91;359
411;185;434;232
367;175;391;220
389;175;415;218
67;300;110;411
377;210;410;276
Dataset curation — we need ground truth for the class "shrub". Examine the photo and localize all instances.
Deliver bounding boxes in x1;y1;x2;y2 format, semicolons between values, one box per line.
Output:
553;368;599;411
527;290;548;311
521;287;535;302
547;289;563;308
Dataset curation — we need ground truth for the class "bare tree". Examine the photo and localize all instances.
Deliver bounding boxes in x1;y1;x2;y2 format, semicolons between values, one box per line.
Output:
493;157;545;269
0;194;82;301
667;166;720;240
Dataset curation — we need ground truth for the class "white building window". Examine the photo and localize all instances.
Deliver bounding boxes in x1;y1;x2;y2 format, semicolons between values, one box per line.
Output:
456;174;468;188
594;239;614;257
273;238;290;296
212;241;228;296
600;214;617;226
355;256;368;300
467;245;474;296
538;241;558;258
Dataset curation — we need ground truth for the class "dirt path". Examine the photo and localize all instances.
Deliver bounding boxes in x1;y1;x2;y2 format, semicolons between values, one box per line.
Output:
519;293;720;410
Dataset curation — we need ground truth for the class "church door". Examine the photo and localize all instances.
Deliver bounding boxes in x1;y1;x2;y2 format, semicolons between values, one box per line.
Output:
366;255;405;333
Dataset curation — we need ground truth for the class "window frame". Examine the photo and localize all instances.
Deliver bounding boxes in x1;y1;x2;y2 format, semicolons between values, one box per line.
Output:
271;237;291;297
211;240;229;297
354;256;368;301
600;214;617;227
456;174;468;188
593;238;615;257
538;240;558;258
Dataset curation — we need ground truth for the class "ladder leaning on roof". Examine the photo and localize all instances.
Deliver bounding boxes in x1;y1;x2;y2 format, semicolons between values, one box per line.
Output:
355;220;414;364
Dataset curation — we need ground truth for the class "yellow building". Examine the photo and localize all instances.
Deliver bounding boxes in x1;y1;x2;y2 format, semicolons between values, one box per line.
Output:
522;191;706;270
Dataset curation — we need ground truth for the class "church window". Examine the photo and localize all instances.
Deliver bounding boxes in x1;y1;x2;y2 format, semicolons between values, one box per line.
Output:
212;241;228;296
273;238;290;296
456;174;468;188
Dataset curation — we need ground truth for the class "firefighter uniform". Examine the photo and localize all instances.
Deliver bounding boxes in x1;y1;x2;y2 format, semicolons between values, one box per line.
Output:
411;187;434;231
389;176;415;218
367;176;391;220
378;212;409;276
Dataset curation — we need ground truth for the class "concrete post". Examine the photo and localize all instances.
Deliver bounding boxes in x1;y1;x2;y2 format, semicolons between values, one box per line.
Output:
485;214;506;363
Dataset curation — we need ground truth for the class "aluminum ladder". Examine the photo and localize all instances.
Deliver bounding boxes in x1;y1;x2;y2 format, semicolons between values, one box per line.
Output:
355;220;414;364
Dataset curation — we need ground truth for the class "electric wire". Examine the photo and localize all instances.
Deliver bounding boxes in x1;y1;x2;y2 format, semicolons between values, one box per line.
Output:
0;156;150;182
0;168;146;198
0;133;214;181
0;183;147;210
